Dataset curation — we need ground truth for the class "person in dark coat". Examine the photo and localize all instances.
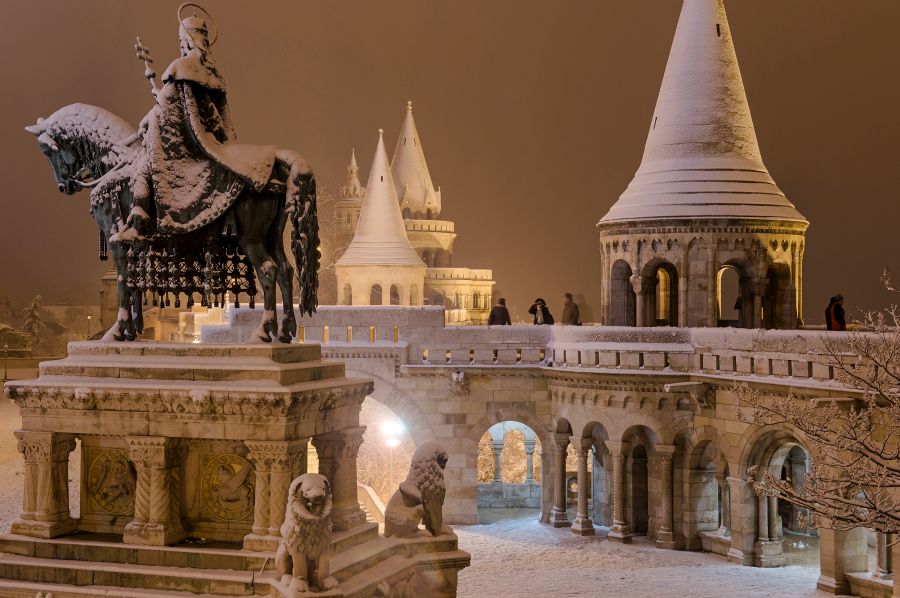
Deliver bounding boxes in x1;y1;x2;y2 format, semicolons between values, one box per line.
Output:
487;298;512;326
528;298;554;325
825;295;846;331
561;292;581;325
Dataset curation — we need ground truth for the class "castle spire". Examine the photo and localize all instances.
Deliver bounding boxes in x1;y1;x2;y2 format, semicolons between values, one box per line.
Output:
336;130;425;266
391;101;440;218
600;0;806;223
340;148;364;199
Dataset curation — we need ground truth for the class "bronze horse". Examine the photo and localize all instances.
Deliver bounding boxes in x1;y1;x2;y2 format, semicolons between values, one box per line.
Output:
26;103;318;342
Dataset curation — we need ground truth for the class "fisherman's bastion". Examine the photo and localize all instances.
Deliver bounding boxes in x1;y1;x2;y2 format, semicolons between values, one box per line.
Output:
0;1;896;597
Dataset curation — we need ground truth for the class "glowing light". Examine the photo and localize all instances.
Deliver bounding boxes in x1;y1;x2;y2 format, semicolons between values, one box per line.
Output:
386;437;400;448
382;420;405;437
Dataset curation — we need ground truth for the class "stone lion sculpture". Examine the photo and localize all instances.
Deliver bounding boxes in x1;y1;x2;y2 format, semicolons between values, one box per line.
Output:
276;473;338;593
384;442;452;538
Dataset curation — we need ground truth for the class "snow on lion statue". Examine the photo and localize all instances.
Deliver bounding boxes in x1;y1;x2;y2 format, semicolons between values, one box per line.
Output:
384;442;453;538
276;473;338;593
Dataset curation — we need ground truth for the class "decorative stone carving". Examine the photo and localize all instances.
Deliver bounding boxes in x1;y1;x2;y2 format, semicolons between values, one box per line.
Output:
88;448;136;515
201;454;255;522
384;442;451;538
275;473;338;593
312;428;367;531
124;436;185;546
11;431;77;538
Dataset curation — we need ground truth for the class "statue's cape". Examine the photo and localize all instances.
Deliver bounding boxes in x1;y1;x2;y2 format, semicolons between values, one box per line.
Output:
147;52;276;234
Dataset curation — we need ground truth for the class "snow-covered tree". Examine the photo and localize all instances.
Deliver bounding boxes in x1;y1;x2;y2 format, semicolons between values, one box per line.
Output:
737;273;900;535
20;295;45;341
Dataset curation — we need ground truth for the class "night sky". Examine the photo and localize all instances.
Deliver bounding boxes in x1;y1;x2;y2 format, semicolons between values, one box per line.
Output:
1;1;898;323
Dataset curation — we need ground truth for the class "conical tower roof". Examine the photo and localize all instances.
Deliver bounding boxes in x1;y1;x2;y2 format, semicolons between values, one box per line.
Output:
391;101;440;217
340;148;365;199
337;130;426;267
600;0;806;224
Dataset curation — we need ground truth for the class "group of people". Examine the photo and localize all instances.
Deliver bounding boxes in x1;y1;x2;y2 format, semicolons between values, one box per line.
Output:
487;294;581;326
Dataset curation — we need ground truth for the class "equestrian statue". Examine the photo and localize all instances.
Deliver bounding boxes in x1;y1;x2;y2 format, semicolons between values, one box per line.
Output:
25;4;319;343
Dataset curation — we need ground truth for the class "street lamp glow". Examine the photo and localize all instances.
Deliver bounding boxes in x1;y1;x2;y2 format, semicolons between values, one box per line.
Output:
382;420;405;437
386;437;400;448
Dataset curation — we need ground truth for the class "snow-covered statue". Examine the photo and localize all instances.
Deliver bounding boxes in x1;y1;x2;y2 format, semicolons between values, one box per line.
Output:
276;473;338;593
384;442;452;538
25;3;319;343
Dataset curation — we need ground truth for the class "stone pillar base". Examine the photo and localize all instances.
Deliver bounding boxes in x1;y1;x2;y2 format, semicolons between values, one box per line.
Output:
727;547;752;565
549;507;571;528
123;522;186;546
571;516;595;536
753;540;785;568
608;524;632;543
656;530;676;549
243;532;280;552
332;506;367;532
816;575;849;595
11;516;76;539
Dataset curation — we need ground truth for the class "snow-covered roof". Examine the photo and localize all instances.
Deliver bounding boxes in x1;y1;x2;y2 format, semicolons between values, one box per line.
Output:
340;148;365;200
336;130;426;267
600;0;807;224
391;102;440;218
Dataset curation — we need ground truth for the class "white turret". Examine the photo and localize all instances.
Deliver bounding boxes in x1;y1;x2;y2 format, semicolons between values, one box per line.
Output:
340;148;365;200
336;130;426;306
392;101;441;219
600;0;806;224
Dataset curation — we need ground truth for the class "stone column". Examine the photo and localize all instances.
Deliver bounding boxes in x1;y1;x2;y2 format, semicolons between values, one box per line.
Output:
874;532;893;580
725;476;754;565
312;427;367;531
678;275;688;327
11;431;77;538
817;526;868;594
571;438;594;536
751;484;784;567
491;440;504;483
243;439;308;551
706;250;717;327
606;440;631;543
767;495;779;540
655;444;676;549
524;439;536;483
716;473;731;535
548;433;571;528
124;436;185;546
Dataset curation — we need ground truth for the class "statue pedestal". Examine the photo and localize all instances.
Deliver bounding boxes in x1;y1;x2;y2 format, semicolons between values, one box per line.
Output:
1;341;469;596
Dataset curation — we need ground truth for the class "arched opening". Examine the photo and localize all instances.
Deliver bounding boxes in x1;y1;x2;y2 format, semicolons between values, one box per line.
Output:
477;421;542;523
426;208;433;220
629;444;649;534
389;284;401;306
341;283;352;306
687;439;730;553
402;207;411;219
640;260;679;327
369;284;383;306
763;263;793;330
584;423;610;528
472;292;480;311
717;261;761;328
610;260;636;326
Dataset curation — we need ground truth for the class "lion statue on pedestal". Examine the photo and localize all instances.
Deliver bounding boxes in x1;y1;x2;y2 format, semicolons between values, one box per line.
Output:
276;473;338;593
384;442;452;538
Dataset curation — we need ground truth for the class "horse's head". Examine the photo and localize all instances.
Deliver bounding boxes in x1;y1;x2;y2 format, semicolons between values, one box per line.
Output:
26;118;81;194
25;103;137;195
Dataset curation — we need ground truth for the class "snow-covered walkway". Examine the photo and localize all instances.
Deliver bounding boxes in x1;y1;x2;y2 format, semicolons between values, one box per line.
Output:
456;510;839;598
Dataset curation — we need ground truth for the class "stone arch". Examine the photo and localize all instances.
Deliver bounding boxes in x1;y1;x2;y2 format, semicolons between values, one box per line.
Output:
621;425;658;536
583;422;612;526
341;282;352;306
763;261;794;330
716;259;758;328
477;421;543;517
640;258;679;327
389;284;402;306
610;260;636;326
343;366;434;447
369;283;383;306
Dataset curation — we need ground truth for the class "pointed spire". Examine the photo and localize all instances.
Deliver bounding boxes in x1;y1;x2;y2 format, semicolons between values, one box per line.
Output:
340;148;364;199
337;130;425;266
600;0;806;223
391;101;440;218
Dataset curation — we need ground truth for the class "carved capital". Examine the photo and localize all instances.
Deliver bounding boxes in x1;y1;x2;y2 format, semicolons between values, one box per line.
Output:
126;436;181;469
15;431;75;464
552;433;571;452
312;426;366;461
577;437;594;454
603;440;630;459
245;439;307;473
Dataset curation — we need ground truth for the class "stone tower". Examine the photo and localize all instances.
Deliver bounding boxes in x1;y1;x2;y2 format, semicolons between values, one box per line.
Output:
335;148;365;237
597;0;808;329
335;130;426;306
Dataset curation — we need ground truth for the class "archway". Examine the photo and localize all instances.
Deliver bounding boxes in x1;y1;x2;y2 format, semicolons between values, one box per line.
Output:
763;263;793;329
341;283;352;306
640;260;679;327
685;438;729;552
369;284;383;306
584;422;610;528
476;421;542;523
389;284;401;306
610;260;636;326
630;444;649;534
717;265;741;327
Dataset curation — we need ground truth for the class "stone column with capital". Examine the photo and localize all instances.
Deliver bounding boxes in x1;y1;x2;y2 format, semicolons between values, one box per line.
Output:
491;440;504;483
716;473;731;536
124;436;185;546
312;427;367;531
11;431;77;538
751;484;784;568
548;433;571;528
243;439;308;551
571;438;595;536
605;440;631;543
874;532;894;581
524;439;536;483
655;444;676;549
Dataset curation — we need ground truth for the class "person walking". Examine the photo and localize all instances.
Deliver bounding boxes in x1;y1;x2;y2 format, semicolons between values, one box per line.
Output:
528;298;554;325
561;292;581;325
825;294;846;331
488;298;512;326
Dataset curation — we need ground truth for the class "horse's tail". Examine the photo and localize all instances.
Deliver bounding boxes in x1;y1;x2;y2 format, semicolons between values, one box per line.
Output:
283;153;319;317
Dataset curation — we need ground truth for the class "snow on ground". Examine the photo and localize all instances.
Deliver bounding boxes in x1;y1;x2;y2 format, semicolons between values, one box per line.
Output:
456;510;842;598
